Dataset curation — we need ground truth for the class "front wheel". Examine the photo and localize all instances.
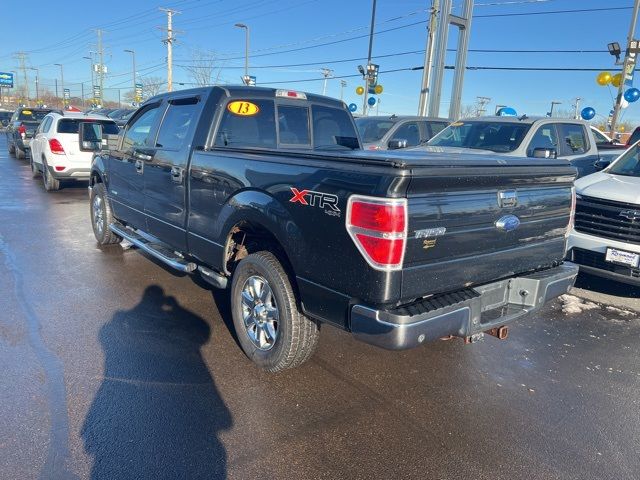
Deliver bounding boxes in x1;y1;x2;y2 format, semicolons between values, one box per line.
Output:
16;145;25;160
230;251;319;372
90;183;121;246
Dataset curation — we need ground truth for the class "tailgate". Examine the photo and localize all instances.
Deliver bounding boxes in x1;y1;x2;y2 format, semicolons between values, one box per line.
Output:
22;121;39;138
401;163;576;300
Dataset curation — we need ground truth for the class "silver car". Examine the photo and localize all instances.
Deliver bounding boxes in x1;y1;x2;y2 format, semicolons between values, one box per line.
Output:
355;115;449;150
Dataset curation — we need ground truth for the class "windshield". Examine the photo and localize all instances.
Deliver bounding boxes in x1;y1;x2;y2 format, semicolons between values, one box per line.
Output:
428;120;531;153
355;118;396;143
18;109;52;122
609;142;640;177
57;119;120;135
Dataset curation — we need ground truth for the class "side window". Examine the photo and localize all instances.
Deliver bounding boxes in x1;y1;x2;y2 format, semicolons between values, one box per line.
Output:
393;122;420;147
312;105;359;150
277;105;310;146
214;99;276;149
591;128;609;145
527;124;559;157
122;105;161;151
155;98;200;150
559;123;589;156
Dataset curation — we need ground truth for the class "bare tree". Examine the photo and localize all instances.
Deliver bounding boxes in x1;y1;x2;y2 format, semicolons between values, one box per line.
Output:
123;76;165;104
458;104;477;119
182;49;225;87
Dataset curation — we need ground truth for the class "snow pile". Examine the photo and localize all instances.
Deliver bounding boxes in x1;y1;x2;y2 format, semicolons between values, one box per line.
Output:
558;294;600;315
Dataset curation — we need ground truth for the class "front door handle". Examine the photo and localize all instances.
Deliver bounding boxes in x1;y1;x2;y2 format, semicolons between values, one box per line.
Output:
170;166;184;183
133;150;153;162
135;159;144;174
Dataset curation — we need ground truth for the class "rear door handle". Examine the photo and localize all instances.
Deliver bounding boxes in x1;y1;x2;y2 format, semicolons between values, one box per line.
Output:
170;166;184;183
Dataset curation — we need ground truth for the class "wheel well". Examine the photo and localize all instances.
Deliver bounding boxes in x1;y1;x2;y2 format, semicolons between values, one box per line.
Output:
90;172;103;186
224;221;294;277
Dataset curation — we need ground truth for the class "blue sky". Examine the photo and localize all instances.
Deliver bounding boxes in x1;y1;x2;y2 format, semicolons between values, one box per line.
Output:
1;0;637;122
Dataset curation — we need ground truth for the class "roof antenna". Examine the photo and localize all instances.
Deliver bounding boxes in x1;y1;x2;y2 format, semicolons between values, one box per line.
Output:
518;114;528;121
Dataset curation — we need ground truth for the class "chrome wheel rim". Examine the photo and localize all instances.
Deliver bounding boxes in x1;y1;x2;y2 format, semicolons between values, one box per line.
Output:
92;194;104;236
241;275;279;351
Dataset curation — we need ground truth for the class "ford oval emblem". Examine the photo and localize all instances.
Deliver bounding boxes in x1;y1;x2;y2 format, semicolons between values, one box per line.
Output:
495;215;521;232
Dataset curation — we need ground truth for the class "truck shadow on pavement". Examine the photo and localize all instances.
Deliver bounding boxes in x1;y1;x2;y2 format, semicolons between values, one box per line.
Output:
81;285;232;479
575;272;640;299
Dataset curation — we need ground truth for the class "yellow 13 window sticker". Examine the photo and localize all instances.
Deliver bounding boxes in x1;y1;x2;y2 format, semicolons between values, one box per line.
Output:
227;101;259;116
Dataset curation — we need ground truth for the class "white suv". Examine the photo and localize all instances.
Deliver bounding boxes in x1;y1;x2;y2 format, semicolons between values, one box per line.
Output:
30;112;119;191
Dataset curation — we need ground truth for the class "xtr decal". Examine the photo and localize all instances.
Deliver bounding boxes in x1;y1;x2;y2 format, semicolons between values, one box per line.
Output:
289;187;340;217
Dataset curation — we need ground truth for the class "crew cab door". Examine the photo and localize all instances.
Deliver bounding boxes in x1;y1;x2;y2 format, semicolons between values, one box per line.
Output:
108;103;162;229
144;96;203;251
556;123;597;177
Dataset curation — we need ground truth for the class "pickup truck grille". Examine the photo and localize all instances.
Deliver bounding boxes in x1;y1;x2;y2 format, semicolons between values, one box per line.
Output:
574;196;640;244
571;248;640;279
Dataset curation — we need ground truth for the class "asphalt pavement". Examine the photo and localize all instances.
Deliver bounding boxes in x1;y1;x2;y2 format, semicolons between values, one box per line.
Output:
1;136;640;480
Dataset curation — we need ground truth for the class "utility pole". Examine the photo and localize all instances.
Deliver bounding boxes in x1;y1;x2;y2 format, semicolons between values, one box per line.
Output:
418;0;440;116
96;29;104;105
475;96;491;116
14;52;29;104
321;68;333;95
160;8;181;92
28;67;39;104
54;63;64;108
572;97;581;119
340;80;347;101
362;0;377;116
610;0;640;137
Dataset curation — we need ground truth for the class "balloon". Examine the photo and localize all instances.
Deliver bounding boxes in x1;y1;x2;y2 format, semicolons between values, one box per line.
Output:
355;86;364;95
621;97;630;109
348;103;357;112
580;107;596;121
620;125;625;132
596;71;612;86
624;87;640;102
611;73;623;88
367;96;377;106
374;84;383;94
496;107;517;116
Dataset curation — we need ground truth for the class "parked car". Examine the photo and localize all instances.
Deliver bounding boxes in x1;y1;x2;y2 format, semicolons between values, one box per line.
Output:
567;141;640;285
0;110;12;130
114;110;134;128
83;86;578;371
355;115;449;150
418;116;607;177
29;112;119;191
108;108;134;128
5;107;58;159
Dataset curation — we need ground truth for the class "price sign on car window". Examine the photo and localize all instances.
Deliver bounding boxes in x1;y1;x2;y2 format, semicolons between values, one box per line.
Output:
227;101;260;116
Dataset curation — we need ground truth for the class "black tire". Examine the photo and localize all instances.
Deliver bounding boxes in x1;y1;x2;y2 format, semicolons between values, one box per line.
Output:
8;140;15;155
90;183;122;246
16;145;25;160
30;157;40;178
230;251;319;372
42;158;60;191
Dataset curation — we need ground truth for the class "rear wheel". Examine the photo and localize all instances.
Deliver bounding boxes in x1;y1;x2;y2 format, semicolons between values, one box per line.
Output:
42;159;60;191
230;251;319;372
90;183;121;245
8;140;15;155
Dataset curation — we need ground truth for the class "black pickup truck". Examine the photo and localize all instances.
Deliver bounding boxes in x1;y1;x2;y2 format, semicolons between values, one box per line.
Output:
83;86;578;372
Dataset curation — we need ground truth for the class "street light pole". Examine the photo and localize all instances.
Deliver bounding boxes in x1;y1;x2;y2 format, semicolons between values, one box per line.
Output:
235;23;250;84
83;54;95;106
340;80;347;101
54;63;64;108
610;0;640;137
124;49;136;104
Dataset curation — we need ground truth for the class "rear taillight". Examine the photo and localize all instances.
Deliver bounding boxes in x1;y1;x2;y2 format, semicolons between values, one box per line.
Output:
18;125;26;138
49;138;65;154
346;195;407;271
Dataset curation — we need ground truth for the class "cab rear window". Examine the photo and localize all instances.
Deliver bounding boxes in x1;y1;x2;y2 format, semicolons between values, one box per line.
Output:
215;99;359;150
18;110;51;122
57;119;119;135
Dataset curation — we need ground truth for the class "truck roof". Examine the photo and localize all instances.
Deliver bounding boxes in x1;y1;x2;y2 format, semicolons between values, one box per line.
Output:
143;85;347;110
462;115;588;125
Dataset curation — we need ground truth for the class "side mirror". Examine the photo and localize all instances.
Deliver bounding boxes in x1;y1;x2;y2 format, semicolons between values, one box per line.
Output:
388;138;408;150
594;158;612;171
79;122;104;152
532;147;557;159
